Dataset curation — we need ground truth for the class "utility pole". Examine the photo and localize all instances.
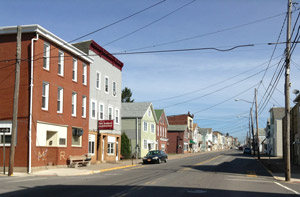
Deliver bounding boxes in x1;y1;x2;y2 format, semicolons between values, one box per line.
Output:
250;108;255;156
255;88;260;159
8;26;22;176
285;0;292;182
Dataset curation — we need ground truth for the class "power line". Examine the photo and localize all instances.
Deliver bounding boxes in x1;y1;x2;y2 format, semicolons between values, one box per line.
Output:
121;11;290;52
103;0;196;46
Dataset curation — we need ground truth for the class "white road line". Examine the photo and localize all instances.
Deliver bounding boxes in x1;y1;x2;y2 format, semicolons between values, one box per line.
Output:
225;178;273;183
6;178;47;183
226;175;273;180
275;182;300;195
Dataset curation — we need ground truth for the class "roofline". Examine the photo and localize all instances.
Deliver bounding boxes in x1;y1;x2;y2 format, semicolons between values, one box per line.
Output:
0;24;94;64
90;40;124;71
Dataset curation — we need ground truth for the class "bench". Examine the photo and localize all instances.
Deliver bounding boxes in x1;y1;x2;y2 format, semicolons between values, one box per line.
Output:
69;155;91;168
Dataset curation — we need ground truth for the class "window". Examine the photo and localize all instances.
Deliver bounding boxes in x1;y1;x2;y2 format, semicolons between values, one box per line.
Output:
43;42;50;70
99;104;104;120
58;51;64;76
115;109;119;124
57;87;63;113
157;127;159;136
151;124;154;133
112;81;116;96
82;96;86;118
46;131;58;146
72;92;77;117
42;82;49;110
161;144;165;151
72;58;77;82
88;134;95;155
96;71;101;89
148;109;151;117
91;100;97;119
82;63;87;85
105;76;109;93
0;122;12;146
144;140;147;149
107;142;114;154
72;127;83;146
143;122;148;132
108;106;113;120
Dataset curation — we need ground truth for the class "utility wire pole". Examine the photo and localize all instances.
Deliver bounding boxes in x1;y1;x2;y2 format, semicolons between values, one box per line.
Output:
8;26;22;176
255;88;260;159
285;0;292;182
250;108;255;156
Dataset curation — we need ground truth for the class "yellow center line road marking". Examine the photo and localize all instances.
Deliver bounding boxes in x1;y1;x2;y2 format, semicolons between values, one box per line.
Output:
194;155;222;166
99;164;137;173
246;171;257;178
124;165;145;171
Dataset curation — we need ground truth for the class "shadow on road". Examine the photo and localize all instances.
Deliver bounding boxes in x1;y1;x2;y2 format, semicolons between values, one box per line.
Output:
2;184;297;196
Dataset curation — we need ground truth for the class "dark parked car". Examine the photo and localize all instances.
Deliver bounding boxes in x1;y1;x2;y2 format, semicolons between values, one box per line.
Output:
142;150;168;164
243;147;251;154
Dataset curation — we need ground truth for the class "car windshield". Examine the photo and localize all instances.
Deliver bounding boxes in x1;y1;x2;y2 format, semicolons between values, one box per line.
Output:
147;151;160;156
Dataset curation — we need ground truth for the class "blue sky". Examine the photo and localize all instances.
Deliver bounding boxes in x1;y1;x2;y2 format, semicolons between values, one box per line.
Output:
2;0;300;142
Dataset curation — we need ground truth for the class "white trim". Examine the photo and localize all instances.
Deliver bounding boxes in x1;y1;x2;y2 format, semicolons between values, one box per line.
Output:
0;25;93;63
143;139;147;150
151;123;155;133
115;108;120;124
57;87;63;113
42;81;49;111
96;71;101;90
43;42;50;71
82;96;87;118
99;103;104;120
82;63;87;85
104;76;109;94
112;81;117;97
58;50;64;76
108;106;113;120
72;92;77;117
72;58;77;82
143;121;148;132
91;99;97;120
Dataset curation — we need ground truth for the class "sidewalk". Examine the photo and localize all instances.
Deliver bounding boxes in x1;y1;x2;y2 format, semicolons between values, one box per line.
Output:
0;151;209;177
258;155;300;183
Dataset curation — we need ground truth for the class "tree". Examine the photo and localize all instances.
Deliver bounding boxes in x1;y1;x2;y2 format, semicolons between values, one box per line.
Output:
121;132;131;159
122;87;134;103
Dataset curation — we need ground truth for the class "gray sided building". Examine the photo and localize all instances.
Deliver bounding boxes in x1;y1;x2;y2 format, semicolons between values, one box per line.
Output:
73;40;123;163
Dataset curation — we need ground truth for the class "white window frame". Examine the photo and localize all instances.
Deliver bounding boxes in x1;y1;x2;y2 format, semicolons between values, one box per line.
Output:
108;106;113;120
112;81;117;97
82;96;87;118
115;108;120;124
96;71;101;90
88;134;95;156
58;50;64;76
148;109;151;117
72;58;77;82
57;87;63;113
105;76;109;94
43;42;50;70
91;99;97;120
99;103;104;120
82;63;87;85
107;142;115;155
0;121;12;146
151;123;155;133
71;127;82;147
72;92;77;117
42;81;49;111
143;140;147;150
143;121;148;132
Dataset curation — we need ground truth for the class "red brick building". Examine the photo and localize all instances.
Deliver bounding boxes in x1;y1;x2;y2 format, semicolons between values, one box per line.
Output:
155;109;169;152
167;112;194;154
0;25;93;172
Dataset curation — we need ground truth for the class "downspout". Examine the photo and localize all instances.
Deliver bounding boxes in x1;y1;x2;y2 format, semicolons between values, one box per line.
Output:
29;33;39;173
136;118;139;161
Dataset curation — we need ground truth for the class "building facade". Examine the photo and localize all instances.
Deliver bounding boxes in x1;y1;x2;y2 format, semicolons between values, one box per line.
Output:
0;25;93;172
73;40;123;163
155;109;169;152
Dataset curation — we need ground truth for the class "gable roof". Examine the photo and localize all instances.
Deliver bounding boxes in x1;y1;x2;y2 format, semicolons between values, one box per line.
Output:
121;102;157;121
154;109;169;125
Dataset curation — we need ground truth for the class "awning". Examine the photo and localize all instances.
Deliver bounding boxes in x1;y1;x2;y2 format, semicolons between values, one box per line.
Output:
189;140;196;144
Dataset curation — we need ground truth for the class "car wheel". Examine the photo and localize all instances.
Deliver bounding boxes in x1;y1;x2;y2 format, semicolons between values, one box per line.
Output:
158;158;161;164
164;158;167;163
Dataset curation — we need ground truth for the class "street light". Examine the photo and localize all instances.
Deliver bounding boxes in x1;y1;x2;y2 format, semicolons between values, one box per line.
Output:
234;99;252;104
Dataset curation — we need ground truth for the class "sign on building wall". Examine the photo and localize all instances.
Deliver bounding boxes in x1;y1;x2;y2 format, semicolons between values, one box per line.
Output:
98;120;114;130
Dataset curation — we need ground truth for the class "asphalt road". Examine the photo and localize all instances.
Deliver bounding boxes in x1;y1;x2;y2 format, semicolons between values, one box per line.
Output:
0;150;299;196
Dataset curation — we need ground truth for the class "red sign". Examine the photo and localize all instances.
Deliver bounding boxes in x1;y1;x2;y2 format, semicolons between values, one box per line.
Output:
98;120;114;130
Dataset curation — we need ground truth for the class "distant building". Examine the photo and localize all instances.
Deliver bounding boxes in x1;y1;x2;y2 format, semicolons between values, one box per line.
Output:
155;109;169;152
